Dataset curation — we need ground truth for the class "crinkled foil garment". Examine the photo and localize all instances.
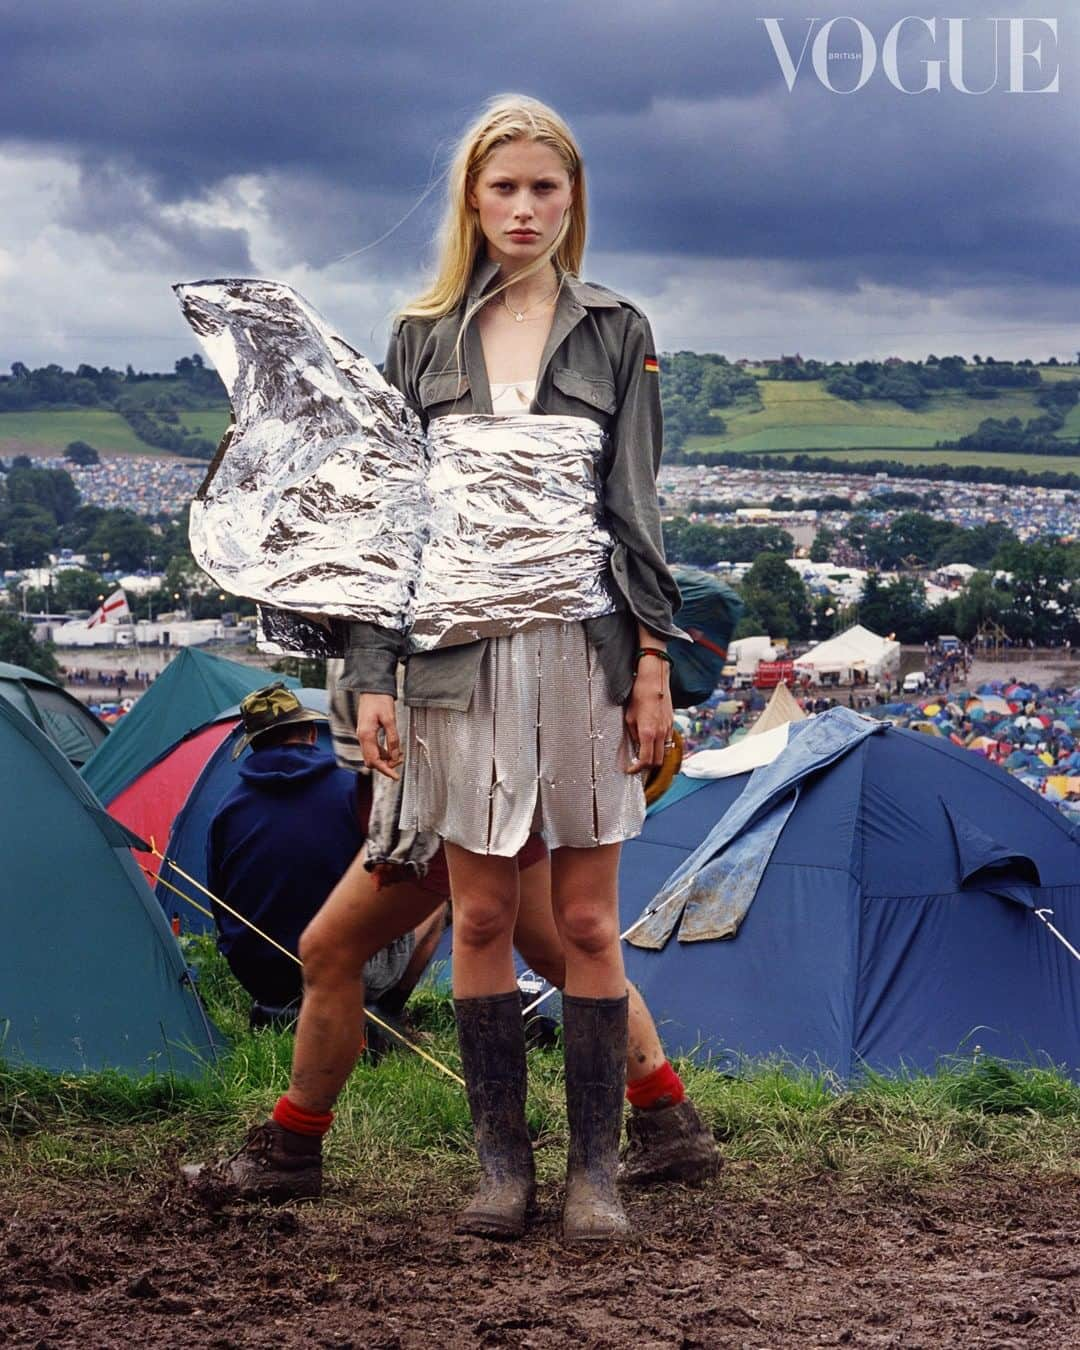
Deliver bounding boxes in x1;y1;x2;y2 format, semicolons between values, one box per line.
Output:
409;412;617;652
175;278;428;646
174;279;619;658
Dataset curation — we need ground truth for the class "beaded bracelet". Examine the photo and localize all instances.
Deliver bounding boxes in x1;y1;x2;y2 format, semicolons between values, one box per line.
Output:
634;647;673;674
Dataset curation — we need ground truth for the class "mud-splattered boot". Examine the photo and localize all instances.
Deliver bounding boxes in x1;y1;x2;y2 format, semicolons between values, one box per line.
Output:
454;992;536;1240
180;1121;322;1205
619;1099;720;1186
562;993;630;1243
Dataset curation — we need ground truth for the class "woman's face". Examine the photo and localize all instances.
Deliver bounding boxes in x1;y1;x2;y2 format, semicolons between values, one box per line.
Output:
468;139;574;272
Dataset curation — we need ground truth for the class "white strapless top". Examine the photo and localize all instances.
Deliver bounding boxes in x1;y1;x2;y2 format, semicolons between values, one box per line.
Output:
489;379;536;413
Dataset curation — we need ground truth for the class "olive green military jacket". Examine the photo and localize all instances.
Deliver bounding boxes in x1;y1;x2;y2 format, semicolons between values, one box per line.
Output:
341;253;684;711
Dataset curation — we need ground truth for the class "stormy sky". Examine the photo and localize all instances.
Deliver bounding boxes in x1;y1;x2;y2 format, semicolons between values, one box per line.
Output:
1;0;1075;370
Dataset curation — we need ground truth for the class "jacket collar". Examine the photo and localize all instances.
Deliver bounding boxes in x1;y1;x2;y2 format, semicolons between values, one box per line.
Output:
466;252;621;310
461;251;618;413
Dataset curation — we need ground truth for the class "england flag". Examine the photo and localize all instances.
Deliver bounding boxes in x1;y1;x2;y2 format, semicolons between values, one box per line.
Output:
87;588;131;628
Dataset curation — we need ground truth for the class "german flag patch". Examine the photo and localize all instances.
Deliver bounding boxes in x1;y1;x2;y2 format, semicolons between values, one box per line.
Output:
643;354;659;373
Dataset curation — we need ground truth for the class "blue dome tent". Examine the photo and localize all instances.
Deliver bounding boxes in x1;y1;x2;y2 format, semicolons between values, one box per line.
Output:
617;715;1080;1077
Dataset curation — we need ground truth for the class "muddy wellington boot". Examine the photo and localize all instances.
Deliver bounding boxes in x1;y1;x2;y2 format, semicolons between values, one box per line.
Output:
180;1120;322;1204
619;1099;720;1186
454;992;536;1239
562;993;630;1243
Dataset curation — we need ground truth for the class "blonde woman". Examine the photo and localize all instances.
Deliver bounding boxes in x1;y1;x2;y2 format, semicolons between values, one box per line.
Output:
348;95;684;1242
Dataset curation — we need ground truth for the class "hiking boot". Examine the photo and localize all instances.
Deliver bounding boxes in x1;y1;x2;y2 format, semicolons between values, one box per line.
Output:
619;1098;720;1187
180;1120;322;1204
454;992;536;1240
562;994;630;1243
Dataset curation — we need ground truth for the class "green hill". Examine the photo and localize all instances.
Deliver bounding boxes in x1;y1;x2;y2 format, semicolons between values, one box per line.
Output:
685;376;1080;474
0;406;231;459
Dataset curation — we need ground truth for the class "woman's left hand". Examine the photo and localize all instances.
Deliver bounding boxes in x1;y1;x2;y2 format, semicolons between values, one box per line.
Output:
625;657;674;773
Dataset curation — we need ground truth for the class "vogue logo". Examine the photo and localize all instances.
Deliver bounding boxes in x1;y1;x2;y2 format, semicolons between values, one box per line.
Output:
760;16;1060;93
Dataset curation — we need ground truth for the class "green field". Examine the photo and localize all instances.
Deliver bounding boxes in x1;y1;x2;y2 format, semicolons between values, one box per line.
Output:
0;405;231;458
1058;403;1080;438
177;408;230;440
0;409;156;456
708;381;1065;452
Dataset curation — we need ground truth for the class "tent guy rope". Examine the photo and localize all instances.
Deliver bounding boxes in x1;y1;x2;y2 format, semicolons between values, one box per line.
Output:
1034;908;1080;964
147;842;465;1087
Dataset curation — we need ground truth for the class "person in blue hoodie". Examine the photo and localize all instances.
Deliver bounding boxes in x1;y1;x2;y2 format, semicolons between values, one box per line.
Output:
207;683;434;1028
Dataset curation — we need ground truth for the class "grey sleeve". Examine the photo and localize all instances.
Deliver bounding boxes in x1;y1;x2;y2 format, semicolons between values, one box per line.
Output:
338;621;404;695
603;311;684;639
339;321;414;694
382;317;423;421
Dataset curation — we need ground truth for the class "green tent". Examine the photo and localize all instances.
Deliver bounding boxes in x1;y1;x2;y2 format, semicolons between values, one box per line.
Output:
81;646;300;804
0;660;108;767
0;696;219;1075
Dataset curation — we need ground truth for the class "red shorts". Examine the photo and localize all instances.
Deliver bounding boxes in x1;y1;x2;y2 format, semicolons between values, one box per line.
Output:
355;775;548;900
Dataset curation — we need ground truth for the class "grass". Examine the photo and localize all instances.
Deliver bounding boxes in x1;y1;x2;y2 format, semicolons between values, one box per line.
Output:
2;939;1077;1204
0;404;230;458
0;410;162;456
176;408;230;440
687;379;1080;472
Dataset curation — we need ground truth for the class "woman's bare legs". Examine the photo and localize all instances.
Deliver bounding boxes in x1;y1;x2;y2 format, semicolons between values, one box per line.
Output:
290;852;445;1113
515;854;718;1188
546;843;630;1239
514;856;665;1079
443;842;534;1237
443;843;521;996
547;842;624;996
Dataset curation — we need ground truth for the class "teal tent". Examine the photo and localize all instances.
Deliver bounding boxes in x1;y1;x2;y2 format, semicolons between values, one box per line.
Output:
0;697;219;1075
81;646;300;804
0;660;107;767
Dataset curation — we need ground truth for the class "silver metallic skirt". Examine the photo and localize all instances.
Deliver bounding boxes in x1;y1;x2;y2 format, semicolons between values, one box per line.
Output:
399;620;645;855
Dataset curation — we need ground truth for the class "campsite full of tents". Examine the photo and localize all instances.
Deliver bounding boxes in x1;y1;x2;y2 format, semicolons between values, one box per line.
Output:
2;645;1078;1084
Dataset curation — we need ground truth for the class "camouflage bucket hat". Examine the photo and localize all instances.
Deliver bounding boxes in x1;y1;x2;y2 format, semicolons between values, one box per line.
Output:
231;681;326;759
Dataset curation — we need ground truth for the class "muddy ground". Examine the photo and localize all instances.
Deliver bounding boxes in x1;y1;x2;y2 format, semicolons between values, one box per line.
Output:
2;1173;1077;1348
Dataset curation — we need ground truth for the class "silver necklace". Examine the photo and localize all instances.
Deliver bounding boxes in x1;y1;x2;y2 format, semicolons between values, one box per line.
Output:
502;280;559;323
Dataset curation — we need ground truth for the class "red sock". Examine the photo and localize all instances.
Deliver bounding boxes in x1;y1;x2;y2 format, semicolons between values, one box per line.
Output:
272;1094;334;1137
626;1060;686;1111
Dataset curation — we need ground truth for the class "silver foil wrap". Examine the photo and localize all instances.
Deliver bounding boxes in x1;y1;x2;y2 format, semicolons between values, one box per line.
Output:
174;279;618;658
409;413;617;652
174;279;428;647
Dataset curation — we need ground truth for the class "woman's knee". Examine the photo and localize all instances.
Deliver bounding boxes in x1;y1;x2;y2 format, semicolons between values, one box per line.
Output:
454;892;516;952
556;897;620;959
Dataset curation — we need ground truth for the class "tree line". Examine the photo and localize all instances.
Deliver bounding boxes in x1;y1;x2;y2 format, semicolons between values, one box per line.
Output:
725;546;1079;649
661;508;1079;647
0;356;226;460
681;449;1080;492
0;459;184;575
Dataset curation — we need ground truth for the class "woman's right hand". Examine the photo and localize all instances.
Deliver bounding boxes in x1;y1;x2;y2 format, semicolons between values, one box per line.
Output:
356;693;403;780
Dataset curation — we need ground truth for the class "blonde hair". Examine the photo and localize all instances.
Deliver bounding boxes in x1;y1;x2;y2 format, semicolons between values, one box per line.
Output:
400;94;587;325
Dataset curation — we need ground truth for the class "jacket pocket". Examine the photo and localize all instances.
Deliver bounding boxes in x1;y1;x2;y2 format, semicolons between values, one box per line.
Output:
551;366;617;414
418;369;470;409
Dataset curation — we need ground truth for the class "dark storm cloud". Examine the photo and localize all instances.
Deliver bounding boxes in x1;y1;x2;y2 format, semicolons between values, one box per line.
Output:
58;157;254;273
0;1;1076;305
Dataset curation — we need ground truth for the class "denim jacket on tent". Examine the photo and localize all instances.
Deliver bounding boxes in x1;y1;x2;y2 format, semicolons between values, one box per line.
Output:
628;707;886;948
